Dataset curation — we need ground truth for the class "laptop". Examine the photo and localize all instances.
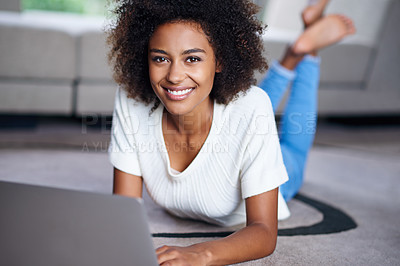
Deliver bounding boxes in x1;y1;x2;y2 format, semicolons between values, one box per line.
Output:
0;181;159;266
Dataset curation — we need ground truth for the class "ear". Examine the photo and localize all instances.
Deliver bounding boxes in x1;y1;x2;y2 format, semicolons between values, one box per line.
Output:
216;60;222;73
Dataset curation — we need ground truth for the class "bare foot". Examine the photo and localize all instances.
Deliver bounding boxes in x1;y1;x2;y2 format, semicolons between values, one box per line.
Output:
292;14;356;55
302;0;330;27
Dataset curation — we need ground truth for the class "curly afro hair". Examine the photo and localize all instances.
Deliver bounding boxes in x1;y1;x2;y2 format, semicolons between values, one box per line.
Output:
107;0;268;106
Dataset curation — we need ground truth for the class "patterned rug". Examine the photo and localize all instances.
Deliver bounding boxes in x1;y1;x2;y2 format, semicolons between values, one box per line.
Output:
0;146;398;265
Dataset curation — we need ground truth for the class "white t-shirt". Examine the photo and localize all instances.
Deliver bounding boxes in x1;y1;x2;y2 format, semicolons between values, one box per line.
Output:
109;86;289;226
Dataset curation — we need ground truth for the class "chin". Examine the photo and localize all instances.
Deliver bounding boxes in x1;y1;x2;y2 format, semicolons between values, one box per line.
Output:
163;104;193;116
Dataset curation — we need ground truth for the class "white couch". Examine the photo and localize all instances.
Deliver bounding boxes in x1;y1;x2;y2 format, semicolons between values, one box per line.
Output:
0;11;113;115
260;0;400;115
0;0;399;116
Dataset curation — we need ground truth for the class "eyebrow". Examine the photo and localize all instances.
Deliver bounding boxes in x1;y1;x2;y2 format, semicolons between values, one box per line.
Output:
149;48;206;55
182;48;206;55
149;49;168;55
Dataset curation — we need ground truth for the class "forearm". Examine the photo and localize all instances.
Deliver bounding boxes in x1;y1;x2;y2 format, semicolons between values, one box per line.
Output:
191;222;277;265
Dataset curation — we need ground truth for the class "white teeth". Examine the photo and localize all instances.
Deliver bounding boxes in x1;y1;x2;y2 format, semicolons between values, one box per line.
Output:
167;88;193;95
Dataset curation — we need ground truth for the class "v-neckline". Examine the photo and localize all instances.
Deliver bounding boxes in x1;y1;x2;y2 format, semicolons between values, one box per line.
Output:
157;101;218;178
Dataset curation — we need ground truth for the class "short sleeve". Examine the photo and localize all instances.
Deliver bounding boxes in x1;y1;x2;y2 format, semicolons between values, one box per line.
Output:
108;88;142;176
240;93;288;199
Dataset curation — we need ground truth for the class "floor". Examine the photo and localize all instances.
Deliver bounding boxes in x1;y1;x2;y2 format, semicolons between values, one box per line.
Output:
1;115;399;155
0;115;399;265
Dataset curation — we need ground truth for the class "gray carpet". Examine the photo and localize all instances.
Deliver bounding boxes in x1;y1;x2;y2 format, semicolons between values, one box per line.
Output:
1;143;399;265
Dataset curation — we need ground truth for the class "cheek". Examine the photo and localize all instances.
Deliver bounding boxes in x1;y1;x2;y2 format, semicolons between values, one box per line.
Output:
148;68;162;98
189;64;216;85
196;68;216;88
148;65;162;85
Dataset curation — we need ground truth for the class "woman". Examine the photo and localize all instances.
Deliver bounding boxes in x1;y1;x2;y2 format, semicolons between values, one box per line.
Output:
107;0;355;264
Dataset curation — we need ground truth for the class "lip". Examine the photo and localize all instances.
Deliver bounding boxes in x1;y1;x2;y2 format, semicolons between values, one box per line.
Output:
162;86;195;101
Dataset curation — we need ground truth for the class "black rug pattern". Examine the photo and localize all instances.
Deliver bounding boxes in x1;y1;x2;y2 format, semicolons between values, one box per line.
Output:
152;193;357;238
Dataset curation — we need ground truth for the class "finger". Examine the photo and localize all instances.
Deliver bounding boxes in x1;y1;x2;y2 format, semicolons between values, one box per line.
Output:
157;248;181;265
160;258;181;266
156;245;170;254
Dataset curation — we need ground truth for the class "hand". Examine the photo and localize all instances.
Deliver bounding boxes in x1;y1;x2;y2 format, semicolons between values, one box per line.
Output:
156;245;211;266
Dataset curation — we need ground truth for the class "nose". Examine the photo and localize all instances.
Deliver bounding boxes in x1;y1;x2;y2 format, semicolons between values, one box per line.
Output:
166;61;186;84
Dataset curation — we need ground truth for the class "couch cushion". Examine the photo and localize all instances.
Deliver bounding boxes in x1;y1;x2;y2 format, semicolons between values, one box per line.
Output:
263;0;392;47
0;80;73;114
79;30;113;80
0;11;76;79
262;31;373;84
0;11;107;80
76;82;117;115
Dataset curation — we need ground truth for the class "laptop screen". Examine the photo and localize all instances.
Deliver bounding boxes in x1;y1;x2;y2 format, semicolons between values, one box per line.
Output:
0;181;158;266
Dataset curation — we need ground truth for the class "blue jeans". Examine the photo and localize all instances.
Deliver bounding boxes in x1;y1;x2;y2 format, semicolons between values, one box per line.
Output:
259;55;320;201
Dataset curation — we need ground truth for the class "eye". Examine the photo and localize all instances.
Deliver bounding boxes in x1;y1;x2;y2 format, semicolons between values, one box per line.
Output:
152;56;168;63
186;56;201;63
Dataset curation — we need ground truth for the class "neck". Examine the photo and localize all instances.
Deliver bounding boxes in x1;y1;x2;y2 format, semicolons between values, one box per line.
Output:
164;99;214;137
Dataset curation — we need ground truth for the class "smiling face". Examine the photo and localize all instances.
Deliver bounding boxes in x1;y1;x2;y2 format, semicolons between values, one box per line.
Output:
148;21;220;117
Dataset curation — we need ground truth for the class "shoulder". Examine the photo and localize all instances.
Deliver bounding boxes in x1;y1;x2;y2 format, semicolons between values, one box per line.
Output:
227;86;273;116
242;85;270;100
214;86;275;136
